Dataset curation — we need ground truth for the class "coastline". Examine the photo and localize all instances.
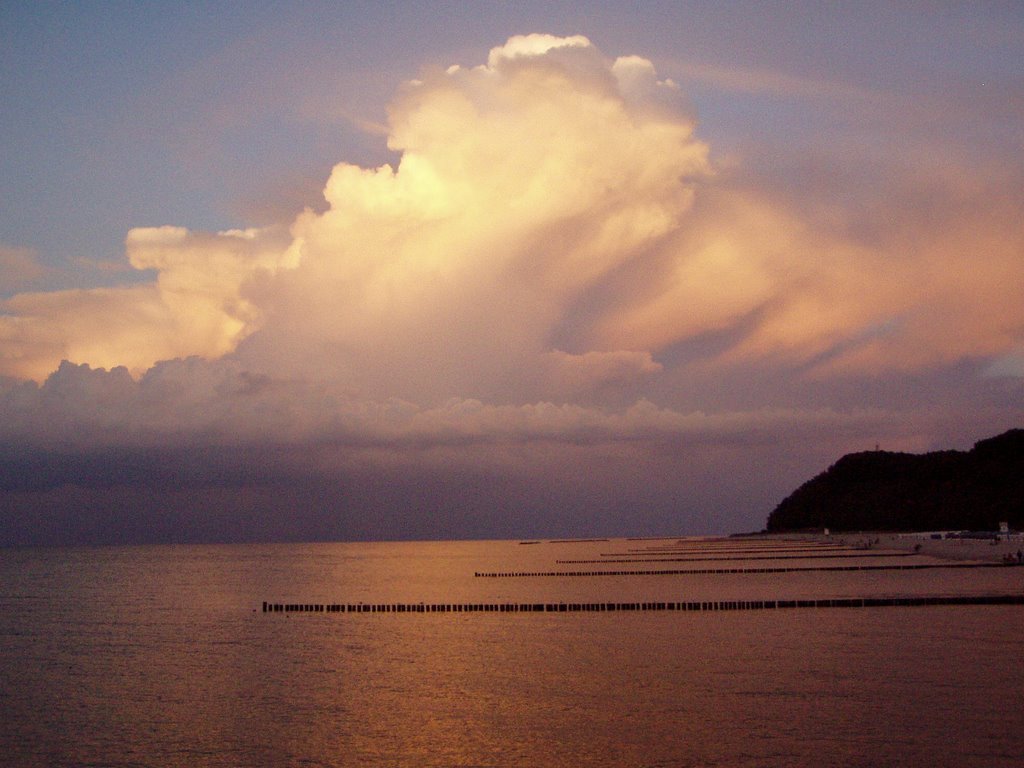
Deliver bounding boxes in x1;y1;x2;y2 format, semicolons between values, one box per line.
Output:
768;531;1024;564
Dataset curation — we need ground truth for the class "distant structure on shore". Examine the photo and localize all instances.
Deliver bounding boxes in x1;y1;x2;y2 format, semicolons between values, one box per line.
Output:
766;429;1024;533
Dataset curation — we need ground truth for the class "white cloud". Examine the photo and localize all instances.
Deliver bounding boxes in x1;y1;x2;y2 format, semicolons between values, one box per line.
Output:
0;226;292;380
230;34;710;402
486;34;592;68
1;33;1022;411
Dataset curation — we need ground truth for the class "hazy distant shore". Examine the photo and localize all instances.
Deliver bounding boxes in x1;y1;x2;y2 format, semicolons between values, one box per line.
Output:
756;531;1024;563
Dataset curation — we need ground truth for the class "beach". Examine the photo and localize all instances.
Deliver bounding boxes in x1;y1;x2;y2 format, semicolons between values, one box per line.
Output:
777;531;1024;563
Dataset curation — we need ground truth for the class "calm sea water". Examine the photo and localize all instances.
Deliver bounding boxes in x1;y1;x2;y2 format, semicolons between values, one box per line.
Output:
1;538;1022;767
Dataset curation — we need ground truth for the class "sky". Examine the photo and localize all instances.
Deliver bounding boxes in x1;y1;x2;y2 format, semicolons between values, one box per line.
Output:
1;1;1022;546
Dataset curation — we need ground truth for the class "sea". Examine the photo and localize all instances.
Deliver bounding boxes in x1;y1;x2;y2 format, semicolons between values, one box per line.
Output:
1;537;1022;768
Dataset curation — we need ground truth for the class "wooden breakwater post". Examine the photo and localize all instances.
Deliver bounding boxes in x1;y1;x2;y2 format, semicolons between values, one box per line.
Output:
261;594;1024;614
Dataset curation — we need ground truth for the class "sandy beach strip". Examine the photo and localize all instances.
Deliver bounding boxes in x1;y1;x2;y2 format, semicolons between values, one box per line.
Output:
763;531;1024;563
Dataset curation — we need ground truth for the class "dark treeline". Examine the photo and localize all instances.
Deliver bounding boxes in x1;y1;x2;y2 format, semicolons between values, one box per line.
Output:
766;429;1024;532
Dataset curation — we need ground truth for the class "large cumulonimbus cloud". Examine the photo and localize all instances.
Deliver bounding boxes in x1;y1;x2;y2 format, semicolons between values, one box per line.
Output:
1;33;1023;453
230;34;714;404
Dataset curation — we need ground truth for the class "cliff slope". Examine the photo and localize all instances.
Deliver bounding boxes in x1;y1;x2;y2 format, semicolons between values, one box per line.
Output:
766;429;1024;532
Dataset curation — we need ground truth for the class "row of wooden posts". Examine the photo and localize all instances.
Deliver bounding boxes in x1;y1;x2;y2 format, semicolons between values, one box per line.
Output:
555;551;918;564
263;594;1024;615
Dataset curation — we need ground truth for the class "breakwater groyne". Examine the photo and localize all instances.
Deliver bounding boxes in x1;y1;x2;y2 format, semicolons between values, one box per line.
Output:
262;594;1024;614
556;551;919;564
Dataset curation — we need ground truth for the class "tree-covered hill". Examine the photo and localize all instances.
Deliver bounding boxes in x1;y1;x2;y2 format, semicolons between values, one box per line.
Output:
766;429;1024;532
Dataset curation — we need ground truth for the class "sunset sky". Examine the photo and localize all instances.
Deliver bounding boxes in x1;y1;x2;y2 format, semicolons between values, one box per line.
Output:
1;2;1022;546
